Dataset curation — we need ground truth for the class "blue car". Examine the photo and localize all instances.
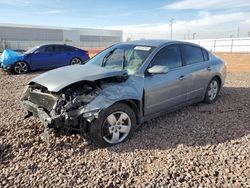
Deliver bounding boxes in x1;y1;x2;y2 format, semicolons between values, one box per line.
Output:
0;44;90;74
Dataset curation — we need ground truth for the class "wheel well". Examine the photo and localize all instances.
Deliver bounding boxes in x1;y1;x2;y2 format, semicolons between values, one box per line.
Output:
15;60;30;66
71;57;82;61
214;75;222;89
117;100;141;124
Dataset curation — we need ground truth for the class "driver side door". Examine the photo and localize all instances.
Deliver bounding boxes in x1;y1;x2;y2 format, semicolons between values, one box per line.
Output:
30;46;54;69
144;44;188;115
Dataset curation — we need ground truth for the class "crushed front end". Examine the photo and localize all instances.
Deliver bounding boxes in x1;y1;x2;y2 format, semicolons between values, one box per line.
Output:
21;81;101;144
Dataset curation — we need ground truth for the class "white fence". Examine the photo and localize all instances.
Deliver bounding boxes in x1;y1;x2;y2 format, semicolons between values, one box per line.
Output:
186;37;250;53
1;37;250;53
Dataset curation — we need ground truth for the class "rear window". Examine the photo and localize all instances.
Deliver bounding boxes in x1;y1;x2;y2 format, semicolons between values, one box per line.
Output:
54;45;74;52
181;45;204;65
54;46;70;52
202;49;209;61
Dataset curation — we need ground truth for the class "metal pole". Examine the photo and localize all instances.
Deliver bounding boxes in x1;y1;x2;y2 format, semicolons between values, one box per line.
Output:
169;18;174;40
214;40;216;53
230;39;234;53
237;27;240;38
192;33;196;39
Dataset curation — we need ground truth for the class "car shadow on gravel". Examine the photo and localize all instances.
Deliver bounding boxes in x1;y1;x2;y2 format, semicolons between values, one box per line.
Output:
105;86;250;152
0;144;13;164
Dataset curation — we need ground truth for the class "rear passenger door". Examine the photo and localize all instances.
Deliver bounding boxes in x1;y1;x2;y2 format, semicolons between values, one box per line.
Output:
180;44;211;100
144;44;188;115
53;46;72;67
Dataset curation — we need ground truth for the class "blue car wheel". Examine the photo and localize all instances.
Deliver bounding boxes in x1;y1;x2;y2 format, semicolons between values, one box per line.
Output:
70;57;82;65
13;61;29;74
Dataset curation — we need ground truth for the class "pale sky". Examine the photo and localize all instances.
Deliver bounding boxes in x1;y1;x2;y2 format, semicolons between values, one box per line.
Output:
0;0;249;40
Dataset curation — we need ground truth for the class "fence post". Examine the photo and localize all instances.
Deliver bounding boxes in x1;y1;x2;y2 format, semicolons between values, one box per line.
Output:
214;40;216;53
230;39;234;53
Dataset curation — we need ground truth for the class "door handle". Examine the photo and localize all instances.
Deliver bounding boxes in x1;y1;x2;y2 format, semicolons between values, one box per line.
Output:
207;66;212;71
179;75;185;80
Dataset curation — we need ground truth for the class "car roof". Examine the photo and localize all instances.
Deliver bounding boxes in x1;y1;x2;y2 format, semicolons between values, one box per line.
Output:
124;40;177;47
122;39;209;52
39;44;74;48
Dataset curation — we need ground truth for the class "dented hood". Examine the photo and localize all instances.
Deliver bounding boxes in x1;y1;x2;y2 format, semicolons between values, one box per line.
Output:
29;64;127;92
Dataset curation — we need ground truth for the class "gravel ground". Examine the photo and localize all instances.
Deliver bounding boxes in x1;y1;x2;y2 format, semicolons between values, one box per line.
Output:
0;70;249;188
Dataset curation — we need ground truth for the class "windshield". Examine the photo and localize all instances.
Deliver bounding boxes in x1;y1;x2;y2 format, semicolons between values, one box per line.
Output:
24;46;39;54
87;44;155;74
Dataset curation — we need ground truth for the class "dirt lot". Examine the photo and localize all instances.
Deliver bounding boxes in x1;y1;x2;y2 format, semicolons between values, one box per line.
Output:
0;59;250;187
215;53;250;73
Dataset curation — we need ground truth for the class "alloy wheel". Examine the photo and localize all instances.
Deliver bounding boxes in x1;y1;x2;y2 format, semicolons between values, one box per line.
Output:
14;62;28;74
102;111;131;144
208;80;219;101
71;58;82;65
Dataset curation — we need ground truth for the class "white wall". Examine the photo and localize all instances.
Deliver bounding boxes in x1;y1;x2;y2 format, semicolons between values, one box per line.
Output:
185;37;250;53
63;29;80;42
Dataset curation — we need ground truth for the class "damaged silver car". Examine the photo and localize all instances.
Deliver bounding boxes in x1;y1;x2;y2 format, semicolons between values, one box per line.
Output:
21;40;226;147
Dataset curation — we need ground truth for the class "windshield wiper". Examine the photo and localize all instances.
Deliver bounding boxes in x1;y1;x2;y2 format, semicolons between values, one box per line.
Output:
102;48;126;70
102;48;116;67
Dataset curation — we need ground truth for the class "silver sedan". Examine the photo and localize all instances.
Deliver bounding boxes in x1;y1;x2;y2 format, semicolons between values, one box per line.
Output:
21;40;227;147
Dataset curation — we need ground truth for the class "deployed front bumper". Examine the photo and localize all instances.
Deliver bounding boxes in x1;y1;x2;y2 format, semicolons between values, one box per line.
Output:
21;98;99;146
22;100;54;145
0;62;12;72
22;100;52;124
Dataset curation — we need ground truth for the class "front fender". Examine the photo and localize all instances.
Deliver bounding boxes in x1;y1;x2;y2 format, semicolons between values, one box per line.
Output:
75;76;144;122
88;76;143;109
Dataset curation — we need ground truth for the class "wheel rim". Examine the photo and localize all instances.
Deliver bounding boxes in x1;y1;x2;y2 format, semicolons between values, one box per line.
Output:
14;62;28;74
208;80;219;101
102;111;131;144
71;58;82;65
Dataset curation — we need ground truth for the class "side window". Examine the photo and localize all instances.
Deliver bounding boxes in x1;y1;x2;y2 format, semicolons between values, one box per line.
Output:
61;46;73;52
202;49;209;61
45;46;54;53
54;46;65;52
37;46;53;53
150;45;182;69
37;47;46;53
181;45;204;65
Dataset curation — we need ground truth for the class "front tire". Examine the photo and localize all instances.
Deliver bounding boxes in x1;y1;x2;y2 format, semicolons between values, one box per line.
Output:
89;103;136;147
204;77;220;104
13;61;29;74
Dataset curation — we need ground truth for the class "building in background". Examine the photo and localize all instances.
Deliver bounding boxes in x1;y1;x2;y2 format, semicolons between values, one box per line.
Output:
1;23;249;53
0;23;122;52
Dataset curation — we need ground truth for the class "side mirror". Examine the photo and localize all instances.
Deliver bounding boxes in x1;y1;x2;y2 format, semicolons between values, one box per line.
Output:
147;65;169;75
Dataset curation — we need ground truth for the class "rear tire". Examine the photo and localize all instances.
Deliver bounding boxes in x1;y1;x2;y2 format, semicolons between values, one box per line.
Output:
13;61;29;74
70;57;82;65
204;77;220;104
89;103;136;147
